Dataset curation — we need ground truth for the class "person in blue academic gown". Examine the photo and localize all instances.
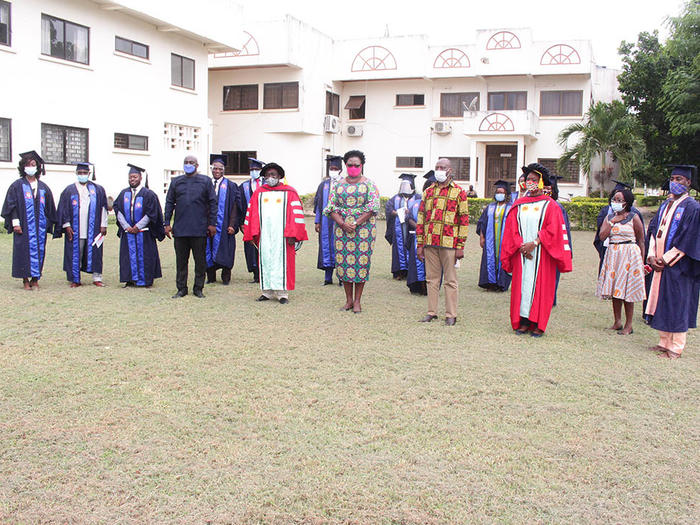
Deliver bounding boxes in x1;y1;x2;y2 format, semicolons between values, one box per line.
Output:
54;162;109;287
1;150;57;290
547;175;573;305
644;165;700;359
422;170;436;192
405;192;427;295
239;157;265;283
476;180;512;292
314;155;343;285
385;173;419;280
594;179;644;273
113;164;165;288
206;154;239;285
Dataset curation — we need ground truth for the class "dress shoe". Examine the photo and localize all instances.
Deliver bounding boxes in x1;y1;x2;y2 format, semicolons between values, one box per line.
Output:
193;290;205;298
221;280;230;286
445;317;457;326
70;282;81;288
123;281;136;288
418;315;438;323
172;290;187;298
279;297;289;304
256;295;269;301
323;281;333;286
93;281;106;287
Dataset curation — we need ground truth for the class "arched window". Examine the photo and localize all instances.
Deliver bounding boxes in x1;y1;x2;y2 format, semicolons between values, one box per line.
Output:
486;31;521;50
479;113;515;132
540;44;581;65
433;48;470;69
351;46;397;72
213;31;259;58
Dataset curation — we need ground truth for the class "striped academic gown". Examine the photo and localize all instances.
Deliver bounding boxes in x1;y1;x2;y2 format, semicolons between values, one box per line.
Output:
207;177;239;270
501;195;573;332
243;183;308;291
476;201;513;291
1;177;57;279
405;196;426;294
314;178;335;271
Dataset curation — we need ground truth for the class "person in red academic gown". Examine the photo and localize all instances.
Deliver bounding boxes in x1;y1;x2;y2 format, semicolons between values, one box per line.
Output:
243;163;308;303
500;163;573;336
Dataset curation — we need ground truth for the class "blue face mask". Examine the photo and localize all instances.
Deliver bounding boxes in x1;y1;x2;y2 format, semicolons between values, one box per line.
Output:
250;170;261;179
77;174;89;184
183;164;196;174
495;193;506;202
610;201;625;213
669;181;688;196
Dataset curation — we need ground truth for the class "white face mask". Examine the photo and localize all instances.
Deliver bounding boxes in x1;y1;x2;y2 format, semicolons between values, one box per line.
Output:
434;170;448;183
610;202;625;213
24;166;38;176
329;170;342;180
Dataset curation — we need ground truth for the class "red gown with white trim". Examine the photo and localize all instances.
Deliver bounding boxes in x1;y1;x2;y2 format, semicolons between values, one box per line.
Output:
500;194;573;332
243;183;308;290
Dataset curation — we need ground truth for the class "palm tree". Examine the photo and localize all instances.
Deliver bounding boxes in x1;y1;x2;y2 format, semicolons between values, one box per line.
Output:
557;101;646;197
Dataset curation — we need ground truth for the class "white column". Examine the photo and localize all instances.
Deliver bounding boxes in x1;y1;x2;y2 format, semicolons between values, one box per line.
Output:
516;138;525;185
469;139;478;190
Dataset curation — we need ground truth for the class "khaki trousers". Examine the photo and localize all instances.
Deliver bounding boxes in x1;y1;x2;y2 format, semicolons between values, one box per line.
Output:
424;246;458;318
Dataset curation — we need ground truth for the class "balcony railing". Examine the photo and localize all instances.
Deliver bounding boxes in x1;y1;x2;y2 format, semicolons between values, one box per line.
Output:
463;110;539;138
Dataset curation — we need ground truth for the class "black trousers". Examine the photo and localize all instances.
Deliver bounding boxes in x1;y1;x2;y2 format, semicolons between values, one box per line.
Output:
174;236;207;293
206;264;231;284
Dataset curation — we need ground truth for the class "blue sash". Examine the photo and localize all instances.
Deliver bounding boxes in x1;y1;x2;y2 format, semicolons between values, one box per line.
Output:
37;189;47;274
207;180;228;267
70;196;81;282
410;201;425;281
393;195;408;269
319;180;335;267
22;184;40;277
85;187;97;272
124;191;146;286
485;202;511;283
660;199;686;248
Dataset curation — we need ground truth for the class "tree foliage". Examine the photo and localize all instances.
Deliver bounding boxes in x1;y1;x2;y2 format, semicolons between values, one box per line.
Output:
557;101;645;197
618;1;700;185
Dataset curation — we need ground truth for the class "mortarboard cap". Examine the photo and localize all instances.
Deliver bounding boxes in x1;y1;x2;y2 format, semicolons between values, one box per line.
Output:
493;179;510;190
611;179;633;191
20;150;44;165
128;163;145;174
668;164;698;190
210;154;227;167
326;155;343;171
399;173;417;190
423;169;435;180
76;161;96;180
248;158;265;170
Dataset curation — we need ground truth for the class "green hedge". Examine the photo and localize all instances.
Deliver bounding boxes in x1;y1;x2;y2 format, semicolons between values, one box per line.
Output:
300;193;390;219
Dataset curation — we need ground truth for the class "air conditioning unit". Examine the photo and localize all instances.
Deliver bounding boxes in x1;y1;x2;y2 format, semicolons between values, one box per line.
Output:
434;121;452;134
324;115;340;133
346;125;363;137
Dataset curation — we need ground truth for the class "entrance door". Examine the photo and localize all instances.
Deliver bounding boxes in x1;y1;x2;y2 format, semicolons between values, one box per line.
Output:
485;145;517;195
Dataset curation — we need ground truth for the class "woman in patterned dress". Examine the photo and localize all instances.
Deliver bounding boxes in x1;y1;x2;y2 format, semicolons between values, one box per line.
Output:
596;188;646;335
324;150;381;313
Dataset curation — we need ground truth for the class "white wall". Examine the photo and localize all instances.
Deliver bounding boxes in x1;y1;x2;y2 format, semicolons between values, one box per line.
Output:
0;0;232;205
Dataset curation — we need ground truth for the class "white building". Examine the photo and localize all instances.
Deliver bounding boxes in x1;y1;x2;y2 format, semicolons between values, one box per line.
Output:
0;0;242;204
209;18;620;198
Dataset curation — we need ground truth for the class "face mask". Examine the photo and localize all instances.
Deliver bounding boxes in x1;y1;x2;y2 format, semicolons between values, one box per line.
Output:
525;180;538;192
250;170;261;179
518;180;526;191
495;193;506;202
77;174;90;184
346;165;362;177
265;177;279;187
329;170;342;180
24;166;38;176
434;170;448;183
610;202;625;213
183;164;196;174
669;181;688;196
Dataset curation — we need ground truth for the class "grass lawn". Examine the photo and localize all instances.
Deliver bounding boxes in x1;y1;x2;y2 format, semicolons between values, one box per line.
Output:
0;219;697;523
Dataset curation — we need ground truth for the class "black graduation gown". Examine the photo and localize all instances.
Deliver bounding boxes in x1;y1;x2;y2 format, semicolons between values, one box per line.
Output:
239;178;262;274
645;197;700;332
385;194;417;275
207;178;239;270
113;187;165;286
476;201;512;291
1;177;57;279
314;178;335;271
54;182;108;283
405;198;426;294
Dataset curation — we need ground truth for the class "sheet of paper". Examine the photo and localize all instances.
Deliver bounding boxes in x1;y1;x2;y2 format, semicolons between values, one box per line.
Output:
397;207;407;223
92;233;105;248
